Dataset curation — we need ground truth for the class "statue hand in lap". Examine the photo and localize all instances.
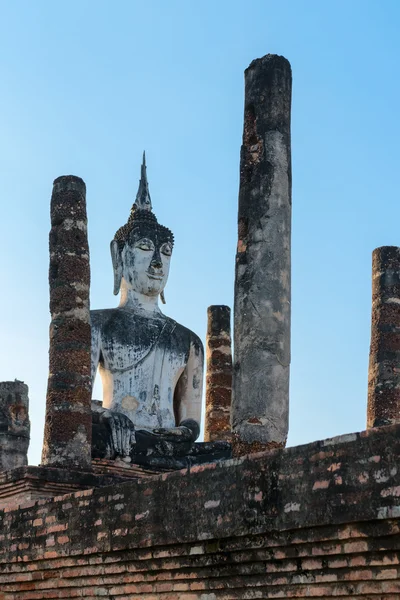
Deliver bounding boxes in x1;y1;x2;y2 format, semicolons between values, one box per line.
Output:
90;156;204;460
91;401;135;460
135;419;201;458
152;419;200;442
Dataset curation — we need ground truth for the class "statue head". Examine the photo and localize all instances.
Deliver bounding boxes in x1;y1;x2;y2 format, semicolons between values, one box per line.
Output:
111;154;174;301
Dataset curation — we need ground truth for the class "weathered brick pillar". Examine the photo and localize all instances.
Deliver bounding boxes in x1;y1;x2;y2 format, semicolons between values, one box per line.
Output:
367;246;400;428
204;305;232;442
0;381;30;471
232;54;292;455
41;176;92;469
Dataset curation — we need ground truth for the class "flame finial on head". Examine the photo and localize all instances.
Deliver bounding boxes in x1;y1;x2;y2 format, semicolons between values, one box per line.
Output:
132;151;152;213
113;153;174;251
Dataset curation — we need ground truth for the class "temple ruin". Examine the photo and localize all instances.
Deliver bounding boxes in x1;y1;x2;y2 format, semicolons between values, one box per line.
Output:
0;53;399;599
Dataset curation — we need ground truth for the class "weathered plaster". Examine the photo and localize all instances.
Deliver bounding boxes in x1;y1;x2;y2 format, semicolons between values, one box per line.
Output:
232;54;292;448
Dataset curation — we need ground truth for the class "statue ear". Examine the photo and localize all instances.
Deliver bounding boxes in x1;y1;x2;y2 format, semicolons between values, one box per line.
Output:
110;240;123;295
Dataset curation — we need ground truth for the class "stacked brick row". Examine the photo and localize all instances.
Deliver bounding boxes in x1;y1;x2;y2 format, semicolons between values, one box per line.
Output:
204;305;232;442
1;519;400;598
368;246;400;428
41;176;92;470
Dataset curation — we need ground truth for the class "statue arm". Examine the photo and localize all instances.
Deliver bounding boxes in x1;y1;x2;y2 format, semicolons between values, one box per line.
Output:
174;336;204;425
90;315;134;459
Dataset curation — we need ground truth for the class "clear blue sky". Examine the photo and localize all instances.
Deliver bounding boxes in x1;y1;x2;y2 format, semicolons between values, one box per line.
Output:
1;0;399;465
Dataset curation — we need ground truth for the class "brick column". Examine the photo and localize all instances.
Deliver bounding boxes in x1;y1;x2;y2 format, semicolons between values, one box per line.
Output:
41;176;92;469
204;305;232;442
367;246;400;428
232;54;292;455
0;381;30;471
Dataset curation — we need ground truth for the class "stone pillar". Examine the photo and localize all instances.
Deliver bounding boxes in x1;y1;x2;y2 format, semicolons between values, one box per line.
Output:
232;54;292;455
204;306;232;442
0;381;30;471
41;176;92;469
367;246;400;428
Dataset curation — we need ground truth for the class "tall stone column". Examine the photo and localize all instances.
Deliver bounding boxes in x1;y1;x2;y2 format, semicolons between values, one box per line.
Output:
204;305;232;442
232;54;292;455
42;176;92;469
367;246;400;428
0;381;30;471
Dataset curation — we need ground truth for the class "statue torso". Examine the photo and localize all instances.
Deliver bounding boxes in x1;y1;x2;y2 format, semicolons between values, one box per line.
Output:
91;308;193;429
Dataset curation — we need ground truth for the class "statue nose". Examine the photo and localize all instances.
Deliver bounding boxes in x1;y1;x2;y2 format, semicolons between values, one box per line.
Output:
150;249;163;269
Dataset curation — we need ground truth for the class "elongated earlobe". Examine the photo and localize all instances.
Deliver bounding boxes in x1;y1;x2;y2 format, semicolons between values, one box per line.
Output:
160;291;166;304
110;240;123;295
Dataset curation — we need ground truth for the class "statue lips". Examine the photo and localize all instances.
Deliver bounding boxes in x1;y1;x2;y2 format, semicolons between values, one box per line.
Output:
147;270;164;280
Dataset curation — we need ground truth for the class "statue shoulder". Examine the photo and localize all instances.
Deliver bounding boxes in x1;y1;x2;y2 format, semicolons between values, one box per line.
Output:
168;318;204;357
90;308;119;330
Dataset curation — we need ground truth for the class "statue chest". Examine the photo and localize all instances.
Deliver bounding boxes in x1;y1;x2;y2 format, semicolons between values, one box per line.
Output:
97;312;190;425
100;343;187;429
100;337;187;382
99;313;188;374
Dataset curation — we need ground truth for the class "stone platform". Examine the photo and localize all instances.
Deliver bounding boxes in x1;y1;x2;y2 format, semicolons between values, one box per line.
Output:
0;460;168;510
1;424;400;598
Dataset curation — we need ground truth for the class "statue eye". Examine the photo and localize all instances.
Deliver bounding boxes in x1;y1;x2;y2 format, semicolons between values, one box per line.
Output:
161;243;172;256
136;239;154;251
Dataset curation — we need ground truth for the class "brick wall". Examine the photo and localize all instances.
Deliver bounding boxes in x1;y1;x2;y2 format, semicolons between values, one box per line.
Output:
0;465;143;511
1;424;400;598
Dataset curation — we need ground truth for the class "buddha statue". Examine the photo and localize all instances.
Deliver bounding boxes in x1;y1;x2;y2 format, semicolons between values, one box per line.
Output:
90;155;205;464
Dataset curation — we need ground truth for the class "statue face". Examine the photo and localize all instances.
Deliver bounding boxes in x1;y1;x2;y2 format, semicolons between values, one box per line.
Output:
121;233;173;297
